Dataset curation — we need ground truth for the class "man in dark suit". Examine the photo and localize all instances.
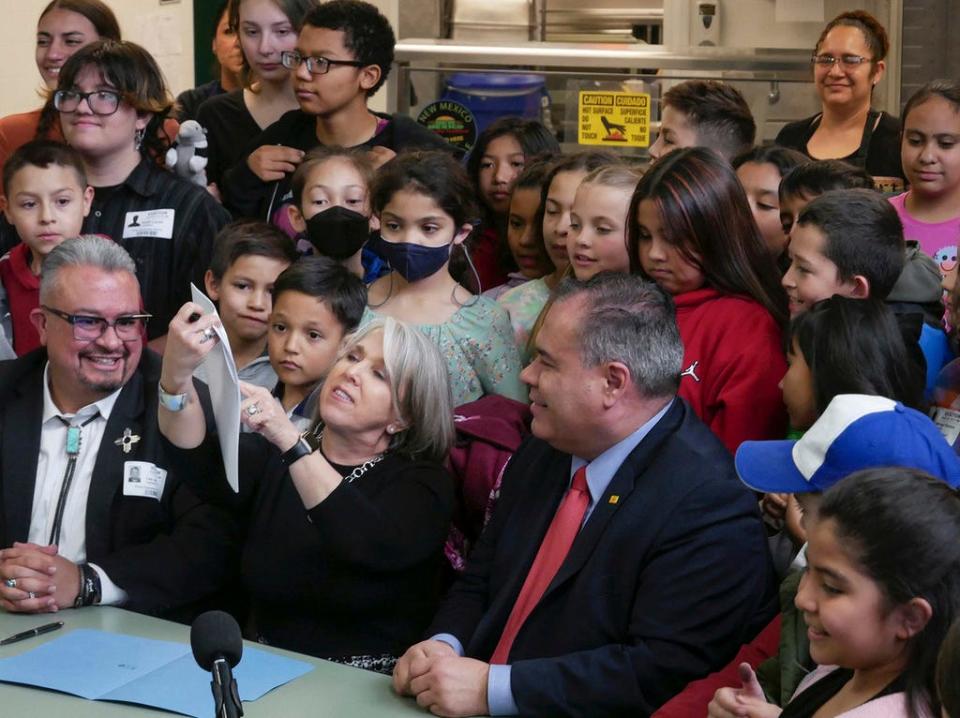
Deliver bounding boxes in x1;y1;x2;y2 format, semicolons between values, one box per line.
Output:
394;273;776;717
0;236;235;616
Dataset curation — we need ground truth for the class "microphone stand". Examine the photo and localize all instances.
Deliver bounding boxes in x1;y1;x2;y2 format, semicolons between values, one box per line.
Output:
210;657;243;718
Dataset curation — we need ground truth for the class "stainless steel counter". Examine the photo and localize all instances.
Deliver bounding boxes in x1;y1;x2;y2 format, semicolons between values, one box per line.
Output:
394;38;813;76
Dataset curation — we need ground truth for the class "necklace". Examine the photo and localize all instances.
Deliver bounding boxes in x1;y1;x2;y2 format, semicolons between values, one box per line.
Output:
343;454;386;483
315;427;386;483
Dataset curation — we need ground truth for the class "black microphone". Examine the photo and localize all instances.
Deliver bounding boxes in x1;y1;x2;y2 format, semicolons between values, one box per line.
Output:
190;610;244;718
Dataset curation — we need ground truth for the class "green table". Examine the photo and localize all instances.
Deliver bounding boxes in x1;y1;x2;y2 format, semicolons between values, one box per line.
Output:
0;607;425;717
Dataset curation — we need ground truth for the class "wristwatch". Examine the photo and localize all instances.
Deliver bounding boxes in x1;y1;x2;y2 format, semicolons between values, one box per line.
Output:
280;430;321;466
158;382;188;412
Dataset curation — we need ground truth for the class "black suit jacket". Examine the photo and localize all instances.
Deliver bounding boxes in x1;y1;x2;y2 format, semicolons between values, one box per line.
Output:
429;399;777;716
0;350;238;617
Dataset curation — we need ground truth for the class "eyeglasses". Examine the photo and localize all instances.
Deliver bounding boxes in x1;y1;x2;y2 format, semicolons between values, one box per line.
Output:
42;305;151;342
811;54;874;69
53;89;122;116
280;50;364;76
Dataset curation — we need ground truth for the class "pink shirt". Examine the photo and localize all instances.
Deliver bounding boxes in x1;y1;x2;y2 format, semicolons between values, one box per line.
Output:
889;192;960;277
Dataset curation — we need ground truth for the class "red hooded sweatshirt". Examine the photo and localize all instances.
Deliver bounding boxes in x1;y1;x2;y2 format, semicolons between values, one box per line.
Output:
674;287;787;453
0;244;40;355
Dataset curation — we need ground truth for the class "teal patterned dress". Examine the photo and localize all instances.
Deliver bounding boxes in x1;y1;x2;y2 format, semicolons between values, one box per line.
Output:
498;278;550;365
362;296;526;406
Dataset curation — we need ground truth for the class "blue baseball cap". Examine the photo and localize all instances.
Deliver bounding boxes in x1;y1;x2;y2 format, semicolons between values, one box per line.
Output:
736;394;960;494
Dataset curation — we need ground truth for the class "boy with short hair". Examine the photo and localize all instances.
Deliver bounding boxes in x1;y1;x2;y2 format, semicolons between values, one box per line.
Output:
0;140;93;356
777;159;873;236
267;256;367;428
782;176;948;393
223;0;450;222
782;188;904;317
648;79;756;161
201;219;299;389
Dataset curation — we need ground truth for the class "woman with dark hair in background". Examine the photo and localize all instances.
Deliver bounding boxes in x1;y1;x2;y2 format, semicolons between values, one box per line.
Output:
0;0;120;175
174;0;245;123
629;146;788;452
775;10;904;184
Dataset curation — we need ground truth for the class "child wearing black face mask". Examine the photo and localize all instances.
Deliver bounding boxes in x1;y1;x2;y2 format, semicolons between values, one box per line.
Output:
363;151;526;406
287;146;388;284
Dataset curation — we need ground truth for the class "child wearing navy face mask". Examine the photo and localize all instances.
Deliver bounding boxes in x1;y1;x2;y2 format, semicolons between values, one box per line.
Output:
363;151;526;405
287;146;388;284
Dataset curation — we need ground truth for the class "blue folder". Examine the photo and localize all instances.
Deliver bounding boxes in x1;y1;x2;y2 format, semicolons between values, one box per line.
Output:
0;629;314;717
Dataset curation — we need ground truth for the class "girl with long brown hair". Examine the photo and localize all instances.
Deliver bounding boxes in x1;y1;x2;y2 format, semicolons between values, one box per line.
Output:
628;146;788;451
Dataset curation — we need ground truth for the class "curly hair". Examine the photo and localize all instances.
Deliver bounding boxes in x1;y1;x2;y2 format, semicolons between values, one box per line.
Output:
301;0;396;97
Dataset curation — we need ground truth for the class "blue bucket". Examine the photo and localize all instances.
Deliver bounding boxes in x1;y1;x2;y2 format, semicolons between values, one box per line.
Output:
443;73;548;135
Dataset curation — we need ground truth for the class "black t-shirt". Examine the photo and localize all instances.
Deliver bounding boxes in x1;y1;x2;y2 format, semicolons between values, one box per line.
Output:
175;80;224;124
195;89;263;187
221;109;455;220
775;110;904;180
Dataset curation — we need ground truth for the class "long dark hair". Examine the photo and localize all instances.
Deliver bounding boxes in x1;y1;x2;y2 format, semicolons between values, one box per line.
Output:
627;146;788;326
42;40;174;160
788;296;925;413
467;117;560;218
731;144;810;177
818;467;960;718
938;618;960;718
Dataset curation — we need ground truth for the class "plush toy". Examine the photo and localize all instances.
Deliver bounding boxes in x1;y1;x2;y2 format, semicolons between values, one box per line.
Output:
165;120;208;187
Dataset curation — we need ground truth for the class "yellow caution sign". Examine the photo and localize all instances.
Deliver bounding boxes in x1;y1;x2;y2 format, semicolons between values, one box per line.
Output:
578;91;651;147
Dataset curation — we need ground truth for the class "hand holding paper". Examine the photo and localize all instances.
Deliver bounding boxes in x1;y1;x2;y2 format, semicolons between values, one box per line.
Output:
189;284;241;492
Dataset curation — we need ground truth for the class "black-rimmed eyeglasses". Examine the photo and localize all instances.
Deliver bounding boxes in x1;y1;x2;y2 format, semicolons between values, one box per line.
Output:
280;51;364;76
53;89;123;116
41;305;151;342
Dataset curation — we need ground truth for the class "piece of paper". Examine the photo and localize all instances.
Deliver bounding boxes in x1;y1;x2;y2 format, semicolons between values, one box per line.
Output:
191;283;241;492
775;0;823;23
0;629;314;718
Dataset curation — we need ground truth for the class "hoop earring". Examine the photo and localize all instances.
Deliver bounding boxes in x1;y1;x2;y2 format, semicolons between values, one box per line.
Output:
134;127;145;151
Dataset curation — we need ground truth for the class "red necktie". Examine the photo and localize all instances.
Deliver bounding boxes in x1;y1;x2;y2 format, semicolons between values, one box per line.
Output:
489;466;590;664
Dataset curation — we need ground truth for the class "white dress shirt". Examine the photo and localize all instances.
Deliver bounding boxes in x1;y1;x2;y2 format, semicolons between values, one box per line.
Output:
28;364;127;604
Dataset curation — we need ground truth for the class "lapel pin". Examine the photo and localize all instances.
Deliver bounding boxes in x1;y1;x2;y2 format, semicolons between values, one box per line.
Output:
114;428;141;454
608;495;620;505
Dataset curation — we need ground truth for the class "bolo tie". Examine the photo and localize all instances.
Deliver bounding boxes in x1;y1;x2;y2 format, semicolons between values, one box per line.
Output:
48;413;99;547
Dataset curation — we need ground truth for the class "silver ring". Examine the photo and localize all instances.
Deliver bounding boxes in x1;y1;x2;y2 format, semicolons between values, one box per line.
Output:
199;327;216;343
245;403;260;416
3;578;15;589
26;592;35;600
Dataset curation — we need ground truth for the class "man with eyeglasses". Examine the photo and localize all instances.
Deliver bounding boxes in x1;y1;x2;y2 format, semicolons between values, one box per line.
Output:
221;0;451;221
0;236;236;618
